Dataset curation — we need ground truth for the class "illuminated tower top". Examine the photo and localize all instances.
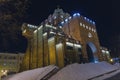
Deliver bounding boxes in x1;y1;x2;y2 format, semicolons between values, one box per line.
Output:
45;7;70;26
53;7;70;19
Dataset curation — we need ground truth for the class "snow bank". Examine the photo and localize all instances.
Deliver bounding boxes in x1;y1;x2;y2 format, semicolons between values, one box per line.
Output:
7;65;58;80
49;61;118;80
7;61;118;80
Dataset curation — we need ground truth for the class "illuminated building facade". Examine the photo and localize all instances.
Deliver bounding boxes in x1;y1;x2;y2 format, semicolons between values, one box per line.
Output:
21;8;104;71
0;53;24;77
100;47;111;61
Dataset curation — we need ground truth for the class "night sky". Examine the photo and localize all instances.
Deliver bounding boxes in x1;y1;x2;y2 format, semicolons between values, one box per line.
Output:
24;0;120;57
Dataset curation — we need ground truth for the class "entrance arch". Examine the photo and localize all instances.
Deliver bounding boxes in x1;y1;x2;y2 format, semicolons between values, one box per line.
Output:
86;42;98;63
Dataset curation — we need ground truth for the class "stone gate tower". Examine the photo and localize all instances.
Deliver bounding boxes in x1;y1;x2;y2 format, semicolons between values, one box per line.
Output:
20;8;103;71
62;14;102;63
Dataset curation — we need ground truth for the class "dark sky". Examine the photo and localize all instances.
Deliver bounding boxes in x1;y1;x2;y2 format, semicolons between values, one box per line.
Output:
25;0;120;57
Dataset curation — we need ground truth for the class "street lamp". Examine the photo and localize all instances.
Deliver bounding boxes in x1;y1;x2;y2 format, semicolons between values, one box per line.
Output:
1;69;8;76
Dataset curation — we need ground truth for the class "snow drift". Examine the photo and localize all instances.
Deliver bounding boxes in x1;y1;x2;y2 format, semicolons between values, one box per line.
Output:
6;61;118;80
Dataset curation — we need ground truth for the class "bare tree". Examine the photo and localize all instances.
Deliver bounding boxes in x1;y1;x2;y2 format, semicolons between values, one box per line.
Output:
0;0;28;52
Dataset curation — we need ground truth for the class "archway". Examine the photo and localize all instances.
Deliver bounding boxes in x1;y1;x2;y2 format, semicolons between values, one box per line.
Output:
86;42;98;63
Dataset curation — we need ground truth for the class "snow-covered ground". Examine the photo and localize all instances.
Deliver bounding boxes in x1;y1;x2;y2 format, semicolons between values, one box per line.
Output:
49;61;118;80
6;65;58;80
91;69;120;80
4;61;120;80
